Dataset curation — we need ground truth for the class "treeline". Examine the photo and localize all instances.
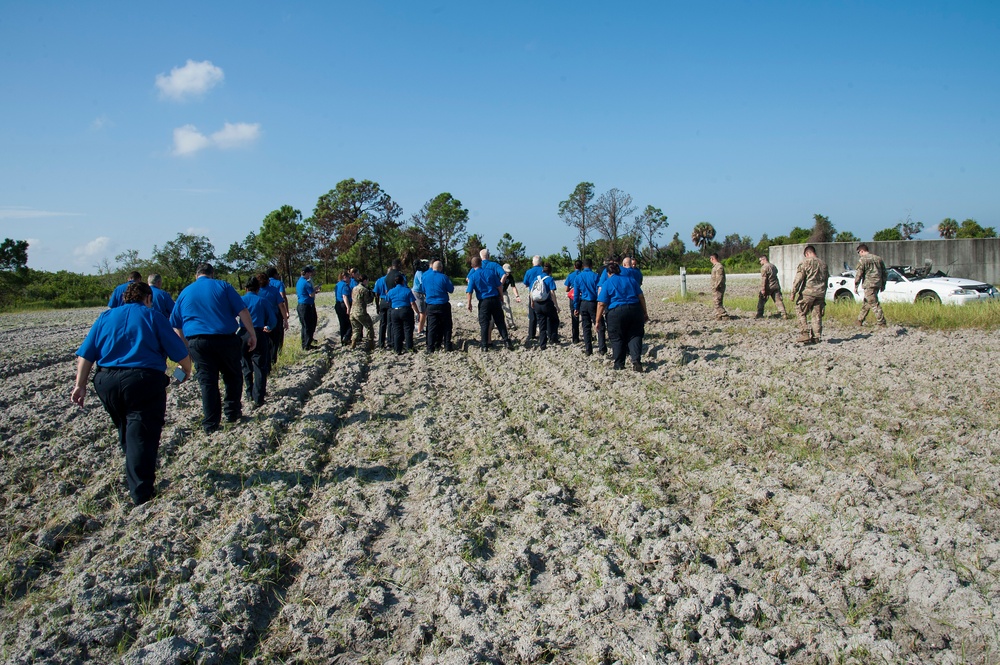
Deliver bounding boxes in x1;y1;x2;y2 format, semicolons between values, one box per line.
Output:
0;180;995;311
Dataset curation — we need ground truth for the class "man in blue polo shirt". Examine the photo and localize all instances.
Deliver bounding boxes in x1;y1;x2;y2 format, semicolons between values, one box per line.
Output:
296;266;320;350
171;263;256;433
521;255;543;343
595;261;649;372
564;259;582;344
265;267;290;364
572;258;600;356
467;256;514;351
240;276;277;407
422;260;455;352
108;271;142;308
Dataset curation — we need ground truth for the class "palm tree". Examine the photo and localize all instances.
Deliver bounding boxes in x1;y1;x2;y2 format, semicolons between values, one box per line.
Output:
691;222;716;254
938;218;959;239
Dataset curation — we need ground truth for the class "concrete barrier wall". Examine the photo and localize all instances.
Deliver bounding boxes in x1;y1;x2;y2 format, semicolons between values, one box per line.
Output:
769;239;1000;292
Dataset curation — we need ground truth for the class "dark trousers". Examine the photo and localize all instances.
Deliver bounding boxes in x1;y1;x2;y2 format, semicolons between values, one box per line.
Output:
187;334;243;432
526;304;537;340
297;303;317;348
377;303;391;348
579;300;597;355
534;299;559;349
241;328;271;406
426;303;453;352
478;297;509;348
569;297;580;342
607;304;645;369
390;307;414;353
597;315;608;354
93;367;169;505
335;302;352;344
268;324;284;365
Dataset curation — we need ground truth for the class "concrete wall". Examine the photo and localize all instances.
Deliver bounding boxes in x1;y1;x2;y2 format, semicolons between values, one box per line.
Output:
769;239;1000;291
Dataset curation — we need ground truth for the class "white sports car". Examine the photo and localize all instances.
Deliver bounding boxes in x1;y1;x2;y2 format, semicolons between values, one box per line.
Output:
826;265;1000;305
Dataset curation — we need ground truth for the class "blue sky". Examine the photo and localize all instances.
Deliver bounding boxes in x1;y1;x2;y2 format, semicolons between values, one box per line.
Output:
1;1;998;273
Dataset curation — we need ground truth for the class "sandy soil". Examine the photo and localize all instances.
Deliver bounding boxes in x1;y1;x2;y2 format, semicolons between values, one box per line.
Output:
1;275;998;664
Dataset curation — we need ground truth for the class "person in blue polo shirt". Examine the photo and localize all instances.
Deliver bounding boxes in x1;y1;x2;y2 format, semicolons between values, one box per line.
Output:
386;274;419;354
467;256;514;351
530;263;560;350
422;260;455;352
595;261;649;371
296;266;320;350
240;276;277;407
521;255;543;343
335;271;353;346
171;263;256;433
572;258;600;356
265;267;290;364
564;260;582;344
147;274;175;318
108;271;142;308
73;282;192;505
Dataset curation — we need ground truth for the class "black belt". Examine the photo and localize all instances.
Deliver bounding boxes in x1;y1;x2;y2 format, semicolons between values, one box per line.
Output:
95;365;163;376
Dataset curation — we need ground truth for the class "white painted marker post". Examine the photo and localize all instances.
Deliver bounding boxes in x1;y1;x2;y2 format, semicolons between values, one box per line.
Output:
680;266;687;298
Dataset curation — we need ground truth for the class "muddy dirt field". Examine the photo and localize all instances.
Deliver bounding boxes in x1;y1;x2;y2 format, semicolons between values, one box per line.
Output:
1;275;998;664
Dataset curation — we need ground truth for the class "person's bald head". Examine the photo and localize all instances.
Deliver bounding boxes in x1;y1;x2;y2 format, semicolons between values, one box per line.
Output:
480;248;490;260
431;260;443;271
623;257;632;268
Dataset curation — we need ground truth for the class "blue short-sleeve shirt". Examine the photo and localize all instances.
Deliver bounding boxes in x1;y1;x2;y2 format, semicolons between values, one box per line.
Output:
296;276;315;305
387;284;416;308
242;292;278;331
78;303;189;372
421;270;455;305
597;274;643;309
170;277;247;336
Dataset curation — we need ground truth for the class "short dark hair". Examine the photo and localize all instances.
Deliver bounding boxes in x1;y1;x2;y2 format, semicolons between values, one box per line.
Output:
543;263;552;274
123;282;152;304
266;267;279;278
804;245;817;255
394;274;405;285
195;263;214;277
709;253;719;261
574;260;583;270
391;259;402;270
128;271;142;282
246;276;260;292
856;243;869;253
606;262;621;275
583;258;593;268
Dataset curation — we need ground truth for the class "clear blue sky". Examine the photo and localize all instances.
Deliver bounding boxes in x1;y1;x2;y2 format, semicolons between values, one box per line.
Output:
1;1;998;273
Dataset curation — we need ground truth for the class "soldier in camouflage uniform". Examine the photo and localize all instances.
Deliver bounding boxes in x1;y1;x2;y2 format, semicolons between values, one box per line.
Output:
709;253;727;320
756;255;788;318
854;244;887;327
349;275;376;351
791;245;829;344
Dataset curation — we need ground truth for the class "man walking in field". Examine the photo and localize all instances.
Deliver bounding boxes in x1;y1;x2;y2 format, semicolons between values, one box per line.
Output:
854;243;888;327
710;253;727;320
791;245;829;345
349;274;375;351
756;255;788;319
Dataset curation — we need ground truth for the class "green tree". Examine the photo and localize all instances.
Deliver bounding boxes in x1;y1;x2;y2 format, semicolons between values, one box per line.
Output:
259;205;309;284
872;226;903;241
413;193;469;270
0;238;29;273
956;218;997;239
223;232;262;288
463;234;484;265
496;232;529;276
938;217;959;239
558;182;596;259
719;233;754;259
152;233;216;283
834;231;860;243
899;214;924;240
808;214;835;243
691;222;716;254
311;179;402;275
634;205;669;262
664;232;685;262
593;188;636;259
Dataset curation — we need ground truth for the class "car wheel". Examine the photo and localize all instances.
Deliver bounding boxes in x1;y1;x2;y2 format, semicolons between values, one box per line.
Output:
835;290;854;303
916;291;941;304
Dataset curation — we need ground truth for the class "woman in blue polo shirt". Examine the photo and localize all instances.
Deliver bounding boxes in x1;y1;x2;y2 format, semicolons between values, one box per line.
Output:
72;282;192;505
386;274;418;354
595;261;649;372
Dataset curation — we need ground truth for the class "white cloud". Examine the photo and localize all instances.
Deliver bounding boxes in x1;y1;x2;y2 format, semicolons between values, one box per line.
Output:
172;124;212;156
73;236;112;259
171;122;261;156
211;122;261;149
0;207;83;220
90;115;113;131
186;227;210;236
156;59;224;101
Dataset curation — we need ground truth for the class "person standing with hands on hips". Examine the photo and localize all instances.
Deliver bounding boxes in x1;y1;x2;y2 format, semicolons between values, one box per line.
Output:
72;282;192;505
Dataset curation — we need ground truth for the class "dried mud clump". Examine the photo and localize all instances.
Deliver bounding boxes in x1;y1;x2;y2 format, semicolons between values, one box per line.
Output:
1;276;998;663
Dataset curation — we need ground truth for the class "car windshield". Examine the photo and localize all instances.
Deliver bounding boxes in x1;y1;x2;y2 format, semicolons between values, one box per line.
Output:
886;268;905;282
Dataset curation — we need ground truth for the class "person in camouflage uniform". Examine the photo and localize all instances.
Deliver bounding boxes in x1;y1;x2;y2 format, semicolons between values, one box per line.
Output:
854;243;887;327
709;253;728;320
756;255;788;318
791;245;829;344
349;274;375;351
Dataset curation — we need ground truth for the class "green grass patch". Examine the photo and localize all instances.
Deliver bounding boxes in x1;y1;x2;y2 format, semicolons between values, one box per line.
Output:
824;299;1000;330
